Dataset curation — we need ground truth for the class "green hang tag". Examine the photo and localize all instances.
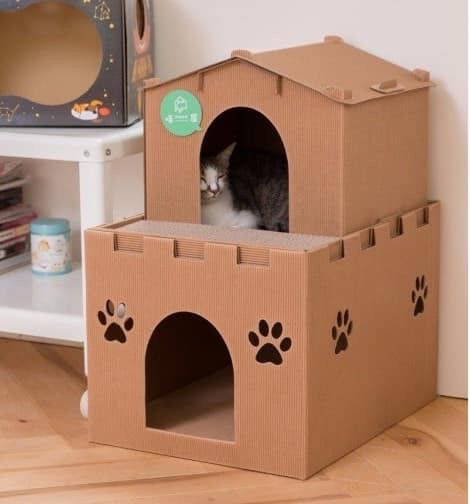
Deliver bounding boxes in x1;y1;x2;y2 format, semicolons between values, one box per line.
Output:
160;90;202;136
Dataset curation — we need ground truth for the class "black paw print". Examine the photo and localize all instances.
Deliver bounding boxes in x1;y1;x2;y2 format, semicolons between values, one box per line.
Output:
412;275;428;317
332;309;353;355
98;300;134;343
249;320;292;365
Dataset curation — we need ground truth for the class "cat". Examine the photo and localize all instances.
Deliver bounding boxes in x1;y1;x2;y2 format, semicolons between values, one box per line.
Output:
200;142;289;232
200;143;259;229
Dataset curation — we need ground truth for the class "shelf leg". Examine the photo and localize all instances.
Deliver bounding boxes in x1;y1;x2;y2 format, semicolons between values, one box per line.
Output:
78;161;113;402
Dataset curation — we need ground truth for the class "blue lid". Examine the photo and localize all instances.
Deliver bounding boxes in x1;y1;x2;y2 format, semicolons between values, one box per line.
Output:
31;218;70;235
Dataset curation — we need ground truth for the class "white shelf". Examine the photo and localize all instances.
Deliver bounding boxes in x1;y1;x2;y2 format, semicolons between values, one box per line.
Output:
0;121;144;163
0;124;144;348
0;263;83;343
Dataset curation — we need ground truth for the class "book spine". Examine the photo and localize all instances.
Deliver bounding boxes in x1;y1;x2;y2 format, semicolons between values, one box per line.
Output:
0;187;22;201
0;196;22;210
0;212;37;232
0;223;31;242
0;251;31;274
0;240;27;260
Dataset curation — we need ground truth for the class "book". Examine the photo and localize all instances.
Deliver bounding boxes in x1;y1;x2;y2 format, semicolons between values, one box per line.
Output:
0;203;32;222
0;194;22;210
0;250;31;274
0;236;28;260
0;160;22;184
0;210;37;231
0;223;31;243
0;187;22;201
0;175;30;193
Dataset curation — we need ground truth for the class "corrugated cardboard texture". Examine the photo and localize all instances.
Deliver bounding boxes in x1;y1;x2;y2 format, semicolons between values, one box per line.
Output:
144;38;430;236
85;202;439;479
343;89;429;232
146;61;343;236
306;202;439;476
243;41;433;104
118;220;336;252
147;38;433;105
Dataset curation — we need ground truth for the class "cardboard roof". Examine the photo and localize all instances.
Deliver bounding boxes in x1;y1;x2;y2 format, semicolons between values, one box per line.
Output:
145;36;433;105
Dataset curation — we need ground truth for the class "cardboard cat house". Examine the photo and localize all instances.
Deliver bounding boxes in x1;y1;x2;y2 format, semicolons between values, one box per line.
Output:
85;37;439;479
0;0;154;127
144;36;433;236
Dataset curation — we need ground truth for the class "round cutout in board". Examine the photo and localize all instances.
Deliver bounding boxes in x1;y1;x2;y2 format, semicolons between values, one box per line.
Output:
160;90;202;136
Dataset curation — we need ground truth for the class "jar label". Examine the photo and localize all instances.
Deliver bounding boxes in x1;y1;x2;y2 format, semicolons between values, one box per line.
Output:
31;234;71;274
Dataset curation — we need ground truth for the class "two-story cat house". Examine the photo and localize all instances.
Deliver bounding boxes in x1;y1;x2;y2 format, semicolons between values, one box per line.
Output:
85;37;439;479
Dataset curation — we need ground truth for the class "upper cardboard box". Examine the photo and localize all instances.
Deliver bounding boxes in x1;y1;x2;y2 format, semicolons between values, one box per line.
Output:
0;0;155;127
143;36;433;237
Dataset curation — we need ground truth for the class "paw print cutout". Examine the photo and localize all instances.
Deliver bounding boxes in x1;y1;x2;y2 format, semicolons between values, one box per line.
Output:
98;300;134;343
412;275;428;317
332;309;353;355
249;320;292;365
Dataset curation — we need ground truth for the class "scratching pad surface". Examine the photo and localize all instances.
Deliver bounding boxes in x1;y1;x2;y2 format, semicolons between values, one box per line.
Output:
119;219;338;252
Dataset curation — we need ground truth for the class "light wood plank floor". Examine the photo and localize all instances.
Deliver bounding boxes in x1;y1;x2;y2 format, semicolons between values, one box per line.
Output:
0;337;467;503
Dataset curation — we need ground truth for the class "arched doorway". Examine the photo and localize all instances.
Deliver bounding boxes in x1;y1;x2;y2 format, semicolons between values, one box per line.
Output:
145;312;234;441
200;107;289;232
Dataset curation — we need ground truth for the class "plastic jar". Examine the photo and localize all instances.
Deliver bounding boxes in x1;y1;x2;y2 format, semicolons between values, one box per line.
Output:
31;218;72;275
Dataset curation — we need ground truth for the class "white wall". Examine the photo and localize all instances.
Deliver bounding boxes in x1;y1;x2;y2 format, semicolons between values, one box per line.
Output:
153;0;468;397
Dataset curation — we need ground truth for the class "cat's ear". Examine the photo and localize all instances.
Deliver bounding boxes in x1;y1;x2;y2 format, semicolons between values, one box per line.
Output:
216;142;237;169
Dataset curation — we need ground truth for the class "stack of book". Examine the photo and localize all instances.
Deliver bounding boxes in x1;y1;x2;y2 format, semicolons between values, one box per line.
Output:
0;160;36;273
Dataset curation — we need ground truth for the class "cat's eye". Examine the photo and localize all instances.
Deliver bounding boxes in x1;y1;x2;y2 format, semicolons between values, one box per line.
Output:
218;174;226;180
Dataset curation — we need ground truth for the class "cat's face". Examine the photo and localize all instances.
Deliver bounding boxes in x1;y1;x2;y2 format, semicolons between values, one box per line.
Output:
200;142;236;202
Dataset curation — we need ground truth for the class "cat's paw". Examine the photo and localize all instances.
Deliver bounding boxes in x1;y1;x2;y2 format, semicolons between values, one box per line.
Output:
233;211;260;229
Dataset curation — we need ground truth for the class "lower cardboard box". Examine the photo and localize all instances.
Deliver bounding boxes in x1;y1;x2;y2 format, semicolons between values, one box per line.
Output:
85;201;439;479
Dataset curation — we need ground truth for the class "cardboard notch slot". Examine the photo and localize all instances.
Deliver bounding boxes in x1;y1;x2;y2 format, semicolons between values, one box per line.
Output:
360;228;376;250
276;76;283;96
237;246;270;266
392;218;404;238
417;207;430;227
328;241;344;262
174;240;205;260
197;72;205;91
380;216;404;239
114;233;144;253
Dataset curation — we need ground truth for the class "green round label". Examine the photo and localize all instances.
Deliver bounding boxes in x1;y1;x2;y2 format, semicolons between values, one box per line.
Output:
160;90;202;136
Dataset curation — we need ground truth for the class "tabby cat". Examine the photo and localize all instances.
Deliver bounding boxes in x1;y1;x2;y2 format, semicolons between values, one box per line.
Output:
200;142;289;232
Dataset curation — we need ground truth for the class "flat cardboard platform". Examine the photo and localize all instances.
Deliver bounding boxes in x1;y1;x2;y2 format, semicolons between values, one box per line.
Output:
146;367;234;441
118;219;337;251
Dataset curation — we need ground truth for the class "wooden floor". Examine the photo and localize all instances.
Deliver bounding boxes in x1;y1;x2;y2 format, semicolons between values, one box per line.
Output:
0;337;467;504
